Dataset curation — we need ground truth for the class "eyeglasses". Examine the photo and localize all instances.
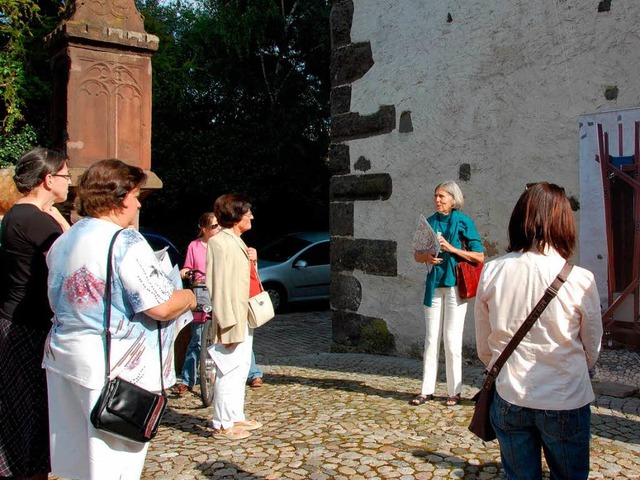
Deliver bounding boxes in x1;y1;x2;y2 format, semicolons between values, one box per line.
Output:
52;173;72;181
207;224;219;230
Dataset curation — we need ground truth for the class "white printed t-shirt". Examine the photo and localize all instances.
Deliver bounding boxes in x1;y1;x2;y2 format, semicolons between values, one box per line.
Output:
44;217;176;392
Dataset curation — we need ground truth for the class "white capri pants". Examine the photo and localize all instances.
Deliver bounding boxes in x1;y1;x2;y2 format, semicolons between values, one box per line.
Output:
46;370;150;480
212;325;254;430
421;286;468;397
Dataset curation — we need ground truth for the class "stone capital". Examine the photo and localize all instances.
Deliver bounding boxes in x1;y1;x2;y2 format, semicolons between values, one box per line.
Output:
47;0;158;52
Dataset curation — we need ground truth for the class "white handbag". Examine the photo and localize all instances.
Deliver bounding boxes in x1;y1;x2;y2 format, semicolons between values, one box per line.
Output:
248;290;275;328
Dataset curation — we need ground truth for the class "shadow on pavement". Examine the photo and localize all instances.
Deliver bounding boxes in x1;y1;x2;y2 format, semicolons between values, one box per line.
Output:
260;372;476;406
591;412;640;445
412;449;503;478
196;461;264;479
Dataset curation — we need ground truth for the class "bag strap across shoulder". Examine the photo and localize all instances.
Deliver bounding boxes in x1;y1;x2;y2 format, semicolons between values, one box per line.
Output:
482;261;573;390
102;229;165;393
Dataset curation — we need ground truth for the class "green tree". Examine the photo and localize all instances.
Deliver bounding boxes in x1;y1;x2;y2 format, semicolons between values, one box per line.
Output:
137;0;331;249
0;0;65;166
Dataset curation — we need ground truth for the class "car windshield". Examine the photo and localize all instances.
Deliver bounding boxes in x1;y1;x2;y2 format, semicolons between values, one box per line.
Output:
260;236;313;262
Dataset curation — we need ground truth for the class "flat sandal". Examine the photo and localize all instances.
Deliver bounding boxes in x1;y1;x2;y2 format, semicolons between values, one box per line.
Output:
409;394;433;405
445;394;461;406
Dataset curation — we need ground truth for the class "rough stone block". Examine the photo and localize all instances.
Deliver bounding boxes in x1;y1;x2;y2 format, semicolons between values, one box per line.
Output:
332;105;396;142
459;163;471;181
592;381;639;398
329;143;350;175
330;272;361;311
399;111;413;133
331;85;352;116
330;0;354;49
330;173;392;201
330;202;354;237
353;155;371;172
331;310;396;355
331;42;374;87
331;236;397;276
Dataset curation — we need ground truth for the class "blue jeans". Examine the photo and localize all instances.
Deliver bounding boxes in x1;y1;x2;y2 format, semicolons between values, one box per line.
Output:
181;322;204;387
247;350;263;381
491;391;591;480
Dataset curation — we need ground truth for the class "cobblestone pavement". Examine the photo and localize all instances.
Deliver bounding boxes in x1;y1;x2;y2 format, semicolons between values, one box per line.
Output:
54;309;640;479
136;309;640;480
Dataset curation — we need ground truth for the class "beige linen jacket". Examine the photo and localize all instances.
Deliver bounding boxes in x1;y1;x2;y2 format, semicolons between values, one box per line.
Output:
206;229;251;344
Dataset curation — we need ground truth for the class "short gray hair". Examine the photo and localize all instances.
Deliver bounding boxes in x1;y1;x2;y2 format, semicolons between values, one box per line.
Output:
435;180;464;210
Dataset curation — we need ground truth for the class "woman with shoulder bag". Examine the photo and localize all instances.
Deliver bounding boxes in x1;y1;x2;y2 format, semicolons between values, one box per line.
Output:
474;182;602;479
411;180;484;407
206;193;263;440
44;159;196;480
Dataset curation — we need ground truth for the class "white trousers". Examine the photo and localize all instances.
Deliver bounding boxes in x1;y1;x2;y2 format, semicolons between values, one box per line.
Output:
421;287;468;397
46;370;149;480
212;326;253;430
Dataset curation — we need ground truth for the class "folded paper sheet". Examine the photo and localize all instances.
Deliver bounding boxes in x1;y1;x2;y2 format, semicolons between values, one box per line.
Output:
412;214;441;273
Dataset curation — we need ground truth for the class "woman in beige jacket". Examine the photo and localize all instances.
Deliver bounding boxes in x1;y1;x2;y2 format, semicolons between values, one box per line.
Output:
206;193;263;440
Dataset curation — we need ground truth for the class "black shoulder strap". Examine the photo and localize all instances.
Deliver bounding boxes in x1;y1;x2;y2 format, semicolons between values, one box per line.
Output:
102;229;166;394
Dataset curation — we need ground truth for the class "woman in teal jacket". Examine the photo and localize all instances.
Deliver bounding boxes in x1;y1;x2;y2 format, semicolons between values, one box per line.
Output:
411;180;484;406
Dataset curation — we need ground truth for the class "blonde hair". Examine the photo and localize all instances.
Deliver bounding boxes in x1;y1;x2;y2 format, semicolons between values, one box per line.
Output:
0;166;23;215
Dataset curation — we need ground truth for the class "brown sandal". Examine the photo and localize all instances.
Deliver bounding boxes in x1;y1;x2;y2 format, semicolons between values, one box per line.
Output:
409;394;433;405
171;383;189;396
445;394;461;406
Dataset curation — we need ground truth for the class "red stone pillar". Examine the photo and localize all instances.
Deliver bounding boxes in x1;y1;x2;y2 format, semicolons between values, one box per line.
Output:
46;0;161;189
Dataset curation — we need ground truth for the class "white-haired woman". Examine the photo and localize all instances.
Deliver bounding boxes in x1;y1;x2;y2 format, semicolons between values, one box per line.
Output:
411;181;484;406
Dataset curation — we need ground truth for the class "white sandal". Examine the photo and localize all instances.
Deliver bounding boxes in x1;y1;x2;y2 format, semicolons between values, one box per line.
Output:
234;419;263;431
212;426;251;440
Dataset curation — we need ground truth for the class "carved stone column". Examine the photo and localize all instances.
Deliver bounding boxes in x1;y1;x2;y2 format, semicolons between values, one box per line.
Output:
46;0;161;188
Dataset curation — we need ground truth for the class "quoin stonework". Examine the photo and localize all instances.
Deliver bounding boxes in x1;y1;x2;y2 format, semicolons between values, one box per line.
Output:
329;0;640;356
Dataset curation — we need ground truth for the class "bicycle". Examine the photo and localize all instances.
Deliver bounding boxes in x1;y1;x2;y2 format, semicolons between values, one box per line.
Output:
184;269;215;407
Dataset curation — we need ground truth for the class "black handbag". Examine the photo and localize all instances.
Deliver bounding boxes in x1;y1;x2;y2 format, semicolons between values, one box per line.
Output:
90;229;168;443
469;262;573;441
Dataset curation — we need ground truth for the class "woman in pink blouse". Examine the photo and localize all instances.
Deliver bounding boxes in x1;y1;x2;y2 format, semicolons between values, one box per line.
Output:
173;212;222;395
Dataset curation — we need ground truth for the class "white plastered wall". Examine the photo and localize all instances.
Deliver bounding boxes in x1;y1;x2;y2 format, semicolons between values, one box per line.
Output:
344;0;640;355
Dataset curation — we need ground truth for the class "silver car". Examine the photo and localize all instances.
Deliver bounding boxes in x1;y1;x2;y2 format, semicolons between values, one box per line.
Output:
257;232;330;311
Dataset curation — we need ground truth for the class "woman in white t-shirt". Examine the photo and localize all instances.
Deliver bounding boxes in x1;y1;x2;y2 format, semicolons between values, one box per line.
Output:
44;159;196;480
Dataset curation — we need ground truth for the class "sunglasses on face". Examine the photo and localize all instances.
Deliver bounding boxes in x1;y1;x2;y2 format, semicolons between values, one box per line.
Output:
207;224;219;230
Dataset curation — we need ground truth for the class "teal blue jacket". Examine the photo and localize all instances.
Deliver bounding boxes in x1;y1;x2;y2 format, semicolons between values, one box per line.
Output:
423;209;483;307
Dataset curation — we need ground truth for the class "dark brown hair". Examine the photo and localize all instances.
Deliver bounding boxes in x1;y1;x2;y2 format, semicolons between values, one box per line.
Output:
76;159;147;217
507;182;575;259
198;212;216;230
213;194;251;228
13;147;67;194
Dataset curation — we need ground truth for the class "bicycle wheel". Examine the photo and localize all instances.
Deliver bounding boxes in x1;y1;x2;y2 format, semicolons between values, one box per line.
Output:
199;317;216;407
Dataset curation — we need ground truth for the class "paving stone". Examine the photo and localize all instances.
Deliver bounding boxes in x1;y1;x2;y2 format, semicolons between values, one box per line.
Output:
49;309;640;479
593;380;639;398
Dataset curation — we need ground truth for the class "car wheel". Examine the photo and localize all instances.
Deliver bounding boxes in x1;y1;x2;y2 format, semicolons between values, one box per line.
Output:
264;283;286;313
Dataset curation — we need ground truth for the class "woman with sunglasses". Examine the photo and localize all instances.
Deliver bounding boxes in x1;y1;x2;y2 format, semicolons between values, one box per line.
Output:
475;182;602;479
0;148;71;480
173;212;222;395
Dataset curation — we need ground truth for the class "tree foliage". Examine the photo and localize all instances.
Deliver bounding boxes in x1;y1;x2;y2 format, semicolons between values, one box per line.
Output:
137;0;331;249
0;0;65;166
1;0;331;249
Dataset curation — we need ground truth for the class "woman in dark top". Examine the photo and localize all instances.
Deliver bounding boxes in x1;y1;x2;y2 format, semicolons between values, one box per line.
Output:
0;147;70;480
